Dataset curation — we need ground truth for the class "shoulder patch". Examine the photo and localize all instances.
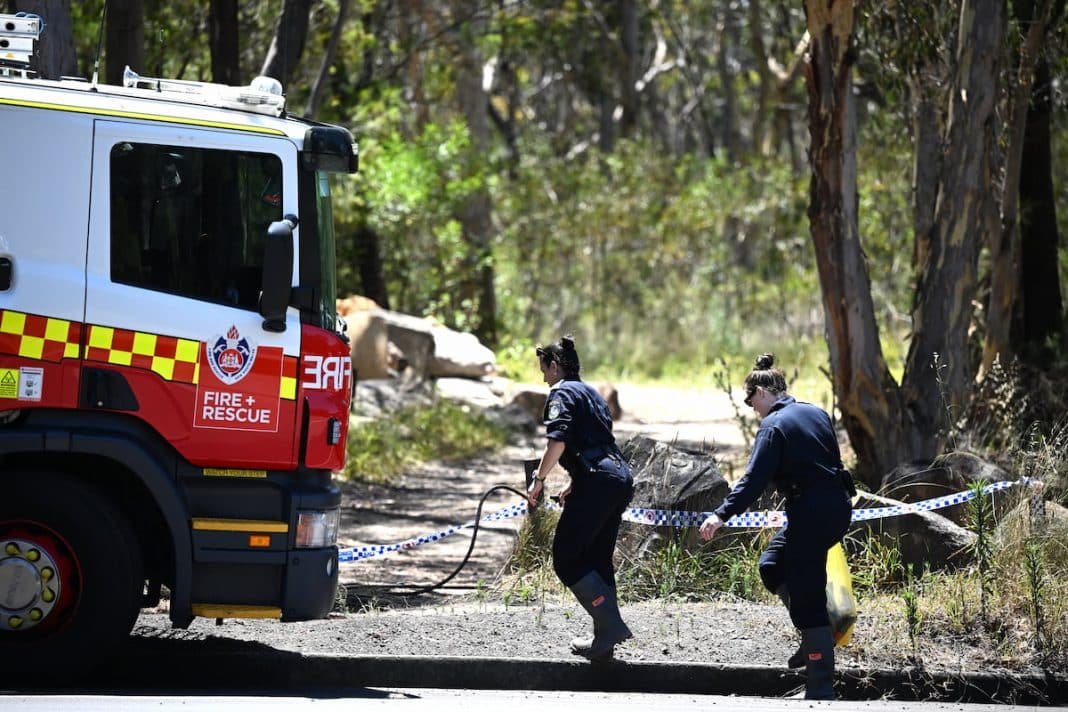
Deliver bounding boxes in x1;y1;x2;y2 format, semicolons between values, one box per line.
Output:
547;399;563;420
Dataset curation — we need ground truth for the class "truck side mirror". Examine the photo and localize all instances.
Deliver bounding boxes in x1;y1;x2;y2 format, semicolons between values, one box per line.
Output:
259;214;297;332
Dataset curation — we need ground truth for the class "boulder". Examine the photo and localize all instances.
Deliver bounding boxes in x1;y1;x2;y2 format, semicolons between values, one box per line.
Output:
430;328;497;379
371;310;497;381
508;386;548;423
849;490;976;572
435;377;504;409
882;452;1014;526
597;382;623;420
505;382;620;425
350;378;433;419
621;434;730;549
375;310;437;381
345;308;390;381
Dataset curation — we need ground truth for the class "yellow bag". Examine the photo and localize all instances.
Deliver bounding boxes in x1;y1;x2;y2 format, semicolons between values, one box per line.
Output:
826;542;857;646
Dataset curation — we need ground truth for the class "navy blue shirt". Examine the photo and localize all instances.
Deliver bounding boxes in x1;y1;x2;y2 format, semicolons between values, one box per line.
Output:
713;395;844;522
543;379;619;476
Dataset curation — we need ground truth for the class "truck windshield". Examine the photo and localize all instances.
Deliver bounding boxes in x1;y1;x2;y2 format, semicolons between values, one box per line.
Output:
315;171;339;332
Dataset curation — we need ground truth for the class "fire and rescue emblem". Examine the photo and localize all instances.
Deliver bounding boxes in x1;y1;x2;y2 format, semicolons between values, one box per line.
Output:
207;326;256;385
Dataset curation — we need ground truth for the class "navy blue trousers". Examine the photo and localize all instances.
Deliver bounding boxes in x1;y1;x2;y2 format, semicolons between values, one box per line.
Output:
758;487;851;629
552;465;633;588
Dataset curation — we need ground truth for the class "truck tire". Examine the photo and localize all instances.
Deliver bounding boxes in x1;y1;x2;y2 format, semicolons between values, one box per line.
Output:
0;471;144;681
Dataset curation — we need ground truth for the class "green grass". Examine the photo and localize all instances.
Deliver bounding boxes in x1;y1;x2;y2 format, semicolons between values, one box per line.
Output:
342;398;510;484
616;531;769;603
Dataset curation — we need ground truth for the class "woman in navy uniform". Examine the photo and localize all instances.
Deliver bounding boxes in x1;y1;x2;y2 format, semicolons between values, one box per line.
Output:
699;353;853;700
527;335;634;661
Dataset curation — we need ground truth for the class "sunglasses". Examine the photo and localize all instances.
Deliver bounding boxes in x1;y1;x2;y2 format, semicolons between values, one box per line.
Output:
744;386;759;408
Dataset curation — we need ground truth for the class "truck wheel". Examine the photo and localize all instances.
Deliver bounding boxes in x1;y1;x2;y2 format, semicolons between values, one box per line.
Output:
0;471;144;680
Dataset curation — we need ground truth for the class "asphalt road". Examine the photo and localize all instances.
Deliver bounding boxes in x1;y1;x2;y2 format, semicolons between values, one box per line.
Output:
6;688;1064;711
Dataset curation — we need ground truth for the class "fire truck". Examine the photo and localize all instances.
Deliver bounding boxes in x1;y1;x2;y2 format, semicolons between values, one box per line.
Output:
0;14;356;674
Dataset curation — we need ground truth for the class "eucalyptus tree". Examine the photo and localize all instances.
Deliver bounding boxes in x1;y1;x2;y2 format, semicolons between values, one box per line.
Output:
260;0;311;85
104;0;143;85
804;0;1035;488
209;0;238;85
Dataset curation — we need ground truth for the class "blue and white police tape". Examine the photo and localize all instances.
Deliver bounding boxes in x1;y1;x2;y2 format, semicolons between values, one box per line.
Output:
337;477;1041;563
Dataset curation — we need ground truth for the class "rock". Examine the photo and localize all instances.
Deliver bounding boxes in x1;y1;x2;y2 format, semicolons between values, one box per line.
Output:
504;382;620;424
351;378;433;418
485;402;541;437
435;377;504;409
375;311;437;381
621;434;729;549
430;329;497;379
597;382;623;420
507;386;548;423
369;309;497;381
882;453;1012;526
849;490;976;572
345;308;391;380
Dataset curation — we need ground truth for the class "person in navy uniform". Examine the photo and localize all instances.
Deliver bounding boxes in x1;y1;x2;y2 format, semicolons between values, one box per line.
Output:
699;352;853;700
527;335;634;661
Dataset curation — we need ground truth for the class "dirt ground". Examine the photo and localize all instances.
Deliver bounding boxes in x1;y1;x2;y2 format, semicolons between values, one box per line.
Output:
135;382;1059;697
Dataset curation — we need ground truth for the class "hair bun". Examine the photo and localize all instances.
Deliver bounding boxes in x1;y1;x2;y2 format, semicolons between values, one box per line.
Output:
755;352;775;370
561;335;576;351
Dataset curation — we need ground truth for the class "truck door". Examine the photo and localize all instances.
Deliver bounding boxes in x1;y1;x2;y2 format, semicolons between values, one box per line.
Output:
84;120;302;469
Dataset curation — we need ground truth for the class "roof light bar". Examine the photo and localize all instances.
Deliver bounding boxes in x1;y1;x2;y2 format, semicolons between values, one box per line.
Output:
122;66;286;117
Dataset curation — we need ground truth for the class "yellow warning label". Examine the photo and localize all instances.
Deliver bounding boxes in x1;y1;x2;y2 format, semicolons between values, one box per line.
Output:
203;468;268;479
0;369;17;399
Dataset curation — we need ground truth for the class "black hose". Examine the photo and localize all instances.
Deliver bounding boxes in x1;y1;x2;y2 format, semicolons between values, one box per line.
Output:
350;483;532;597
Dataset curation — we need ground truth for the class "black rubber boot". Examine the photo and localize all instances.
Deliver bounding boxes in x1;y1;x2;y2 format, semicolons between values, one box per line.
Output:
801;625;836;700
569;590;598;653
568;571;632;661
775;585;804;669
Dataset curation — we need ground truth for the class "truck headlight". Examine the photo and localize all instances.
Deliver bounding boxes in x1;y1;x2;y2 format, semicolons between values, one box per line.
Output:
296;509;340;548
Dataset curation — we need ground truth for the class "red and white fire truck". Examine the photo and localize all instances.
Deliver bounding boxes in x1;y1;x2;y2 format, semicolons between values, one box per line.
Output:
0;14;355;674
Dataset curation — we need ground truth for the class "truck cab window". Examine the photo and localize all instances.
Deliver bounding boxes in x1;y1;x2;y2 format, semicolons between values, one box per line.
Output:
110;142;282;310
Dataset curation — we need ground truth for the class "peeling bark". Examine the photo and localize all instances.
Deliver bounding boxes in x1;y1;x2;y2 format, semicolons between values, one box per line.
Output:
803;0;904;489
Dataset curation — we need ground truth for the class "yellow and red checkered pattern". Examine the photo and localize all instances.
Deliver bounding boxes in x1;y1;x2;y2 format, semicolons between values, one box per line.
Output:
280;356;297;400
85;325;200;384
0;309;81;362
1;309;298;397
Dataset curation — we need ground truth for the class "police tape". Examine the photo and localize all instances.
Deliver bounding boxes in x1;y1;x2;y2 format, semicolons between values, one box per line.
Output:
337;477;1040;564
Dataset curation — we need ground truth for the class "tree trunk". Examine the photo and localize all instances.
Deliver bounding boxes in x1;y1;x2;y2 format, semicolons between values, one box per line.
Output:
1016;57;1063;361
618;0;640;138
910;81;941;277
260;0;312;86
980;0;1052;377
305;0;350;119
803;0;905;490
17;0;75;80
353;226;389;310
209;0;239;85
452;1;497;347
747;0;772;155
104;0;143;85
716;3;738;161
901;0;1005;447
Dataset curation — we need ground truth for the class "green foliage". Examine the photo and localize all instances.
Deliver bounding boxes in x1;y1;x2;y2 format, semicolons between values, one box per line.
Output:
617;532;766;603
966;480;995;624
342;398;508;484
1024;541;1046;654
845;529;906;594
901;566;923;661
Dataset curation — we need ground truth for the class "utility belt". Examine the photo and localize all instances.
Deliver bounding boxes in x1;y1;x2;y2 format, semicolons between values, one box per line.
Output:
576;445;625;474
778;468;857;501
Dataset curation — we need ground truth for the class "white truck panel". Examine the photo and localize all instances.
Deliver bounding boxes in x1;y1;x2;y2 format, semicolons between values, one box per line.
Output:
0;102;92;322
84;120;302;355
